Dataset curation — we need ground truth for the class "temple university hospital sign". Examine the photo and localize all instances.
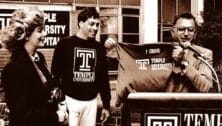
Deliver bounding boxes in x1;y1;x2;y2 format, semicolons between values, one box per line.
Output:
0;9;69;48
145;113;222;126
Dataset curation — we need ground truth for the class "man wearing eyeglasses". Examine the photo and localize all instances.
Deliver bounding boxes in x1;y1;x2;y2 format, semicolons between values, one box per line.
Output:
167;12;214;92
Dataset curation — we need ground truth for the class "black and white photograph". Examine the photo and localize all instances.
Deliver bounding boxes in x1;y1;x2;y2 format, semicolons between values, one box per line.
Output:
0;0;222;126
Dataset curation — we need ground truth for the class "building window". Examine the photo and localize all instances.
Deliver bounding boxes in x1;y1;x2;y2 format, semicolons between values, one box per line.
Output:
121;0;140;6
99;7;118;43
50;0;72;3
99;0;119;5
122;8;140;43
214;0;222;11
25;0;48;2
158;0;191;42
99;7;119;71
2;0;23;1
75;0;97;4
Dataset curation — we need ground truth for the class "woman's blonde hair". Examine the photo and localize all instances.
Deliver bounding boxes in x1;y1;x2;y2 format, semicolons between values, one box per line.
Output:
0;6;46;52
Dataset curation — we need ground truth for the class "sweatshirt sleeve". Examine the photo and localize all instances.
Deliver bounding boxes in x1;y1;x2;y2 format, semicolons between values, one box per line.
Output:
98;47;111;110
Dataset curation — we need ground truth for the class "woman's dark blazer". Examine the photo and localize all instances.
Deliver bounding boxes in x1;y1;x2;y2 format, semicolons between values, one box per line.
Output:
1;48;59;126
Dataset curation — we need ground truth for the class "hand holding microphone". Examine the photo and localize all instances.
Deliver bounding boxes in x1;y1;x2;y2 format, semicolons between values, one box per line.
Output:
172;41;204;72
172;43;186;62
172;41;189;72
173;41;203;61
182;41;205;59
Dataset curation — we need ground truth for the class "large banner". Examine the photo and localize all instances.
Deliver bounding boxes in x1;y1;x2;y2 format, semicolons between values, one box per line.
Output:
116;42;175;103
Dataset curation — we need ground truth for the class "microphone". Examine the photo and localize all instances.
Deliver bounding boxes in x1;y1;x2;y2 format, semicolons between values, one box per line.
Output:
182;42;205;58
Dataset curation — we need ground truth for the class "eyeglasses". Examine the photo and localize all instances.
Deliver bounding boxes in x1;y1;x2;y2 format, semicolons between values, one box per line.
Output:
174;27;196;33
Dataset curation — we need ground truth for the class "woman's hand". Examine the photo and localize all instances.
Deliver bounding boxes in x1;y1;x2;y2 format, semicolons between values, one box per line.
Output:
57;100;68;123
56;110;68;123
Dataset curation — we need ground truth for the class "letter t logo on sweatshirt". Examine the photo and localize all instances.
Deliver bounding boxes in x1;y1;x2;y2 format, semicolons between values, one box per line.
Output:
73;47;96;82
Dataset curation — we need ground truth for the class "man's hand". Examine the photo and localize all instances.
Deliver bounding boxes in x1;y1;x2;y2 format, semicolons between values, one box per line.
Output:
100;108;110;123
172;45;186;62
104;37;117;50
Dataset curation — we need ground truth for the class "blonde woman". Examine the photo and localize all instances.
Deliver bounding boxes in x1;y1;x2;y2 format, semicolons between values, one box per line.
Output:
1;7;67;126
